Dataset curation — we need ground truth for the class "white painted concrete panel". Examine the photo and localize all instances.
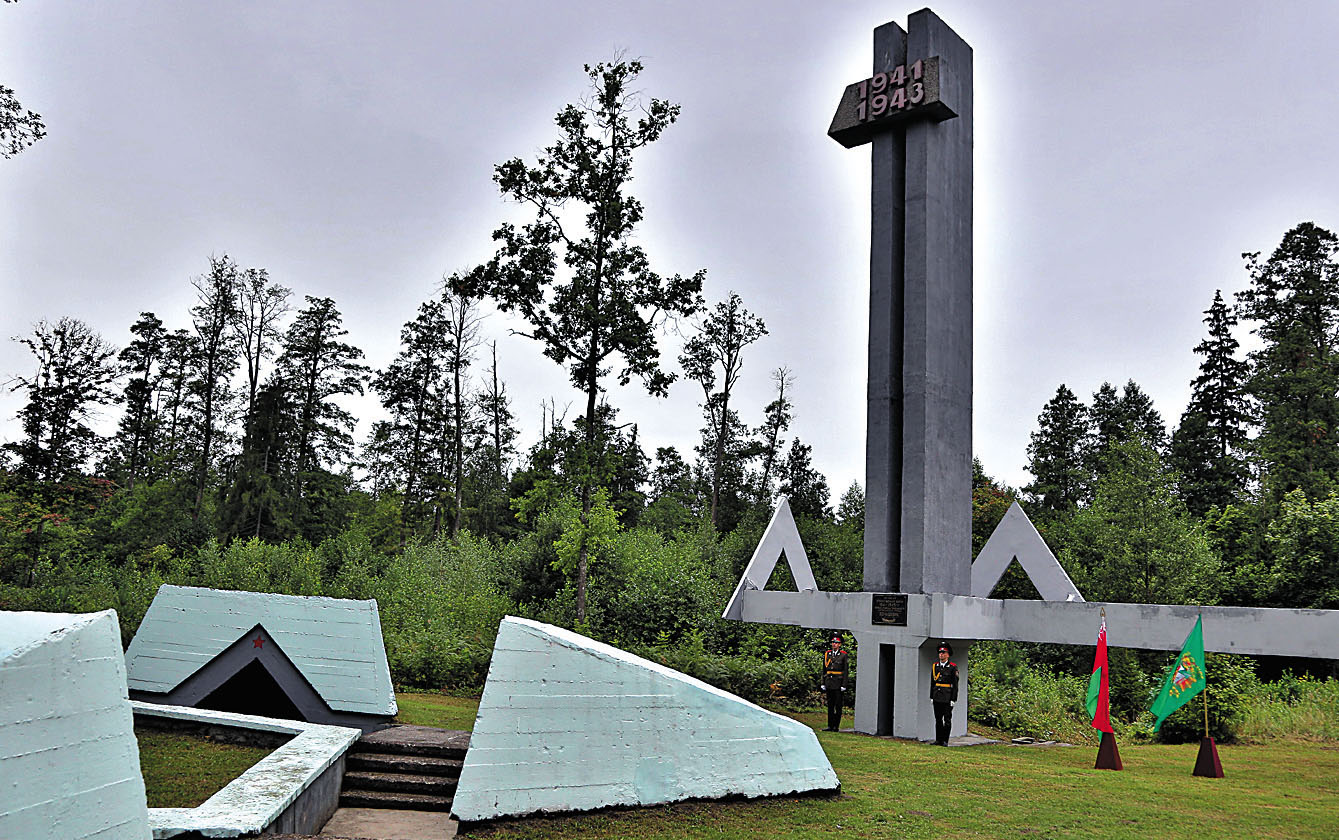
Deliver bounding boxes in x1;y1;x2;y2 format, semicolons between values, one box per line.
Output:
452;617;838;823
0;610;151;840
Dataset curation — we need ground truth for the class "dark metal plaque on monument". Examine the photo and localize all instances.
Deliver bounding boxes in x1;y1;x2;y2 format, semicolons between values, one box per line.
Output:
870;593;909;626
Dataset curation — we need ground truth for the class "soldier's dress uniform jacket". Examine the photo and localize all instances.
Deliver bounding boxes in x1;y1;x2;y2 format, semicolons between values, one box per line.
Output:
930;660;958;703
822;648;850;731
822;649;850;692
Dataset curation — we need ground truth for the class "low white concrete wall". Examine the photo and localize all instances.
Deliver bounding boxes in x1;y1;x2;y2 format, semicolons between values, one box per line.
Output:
0;610;151;840
134;702;361;839
452;617;839;823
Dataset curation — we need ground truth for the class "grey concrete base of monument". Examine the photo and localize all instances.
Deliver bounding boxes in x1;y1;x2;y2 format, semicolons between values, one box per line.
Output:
852;634;971;741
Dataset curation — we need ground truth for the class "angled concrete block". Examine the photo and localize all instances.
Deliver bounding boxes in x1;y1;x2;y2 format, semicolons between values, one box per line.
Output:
0;610;150;840
452;617;838;823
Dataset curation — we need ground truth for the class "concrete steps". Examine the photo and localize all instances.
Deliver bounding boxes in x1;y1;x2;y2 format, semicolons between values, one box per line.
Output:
339;725;470;813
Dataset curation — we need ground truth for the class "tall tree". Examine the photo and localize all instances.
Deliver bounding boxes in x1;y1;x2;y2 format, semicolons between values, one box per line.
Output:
4;318;119;482
1062;437;1218;605
220;378;295;540
465;59;705;621
232;267;291;428
679;291;767;529
1170;290;1252;514
155;328;200;480
754;366;794;506
188;255;242;518
1236;222;1339;501
1025;384;1091;515
368;299;452;531
276;296;369;479
111;312;167;488
1088;379;1167;473
779;438;831;521
465;341;519;538
473;340;517;483
441;281;483;537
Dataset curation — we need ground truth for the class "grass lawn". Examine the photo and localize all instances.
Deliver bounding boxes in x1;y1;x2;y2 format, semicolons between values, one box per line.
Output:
395;693;1339;839
395;690;482;730
136;728;273;808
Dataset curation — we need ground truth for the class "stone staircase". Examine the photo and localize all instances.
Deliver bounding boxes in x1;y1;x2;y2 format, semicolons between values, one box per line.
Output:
339;725;470;813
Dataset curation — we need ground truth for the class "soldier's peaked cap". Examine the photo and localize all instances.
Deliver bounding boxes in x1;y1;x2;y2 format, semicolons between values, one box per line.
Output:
937;641;952;654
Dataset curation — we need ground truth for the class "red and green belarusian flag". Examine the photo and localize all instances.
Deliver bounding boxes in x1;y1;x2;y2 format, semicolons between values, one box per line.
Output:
1085;614;1113;733
1150;615;1207;732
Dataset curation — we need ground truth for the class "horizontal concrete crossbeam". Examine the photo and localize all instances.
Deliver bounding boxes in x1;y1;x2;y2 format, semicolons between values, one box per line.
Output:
730;589;1339;659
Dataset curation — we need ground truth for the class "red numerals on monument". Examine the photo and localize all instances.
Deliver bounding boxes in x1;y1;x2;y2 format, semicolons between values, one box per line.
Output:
854;59;925;122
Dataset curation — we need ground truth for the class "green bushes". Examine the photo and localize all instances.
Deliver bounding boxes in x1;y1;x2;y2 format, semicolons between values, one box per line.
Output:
1240;674;1339;741
1149;651;1257;743
968;641;1097;744
633;629;823;706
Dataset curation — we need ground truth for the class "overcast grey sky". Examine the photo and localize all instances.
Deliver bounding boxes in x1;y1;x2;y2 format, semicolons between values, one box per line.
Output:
3;1;1338;495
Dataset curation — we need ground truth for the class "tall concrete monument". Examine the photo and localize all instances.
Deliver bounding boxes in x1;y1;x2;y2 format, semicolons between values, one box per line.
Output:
838;6;976;739
724;8;1339;742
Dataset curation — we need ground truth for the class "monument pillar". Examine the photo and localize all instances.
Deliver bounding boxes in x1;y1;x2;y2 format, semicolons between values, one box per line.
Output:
836;8;973;738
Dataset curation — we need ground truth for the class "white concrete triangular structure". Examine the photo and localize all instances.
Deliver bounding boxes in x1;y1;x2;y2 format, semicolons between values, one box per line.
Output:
125;585;396;726
721;497;818;620
451;617;838;824
0;610;150;840
970;502;1083;601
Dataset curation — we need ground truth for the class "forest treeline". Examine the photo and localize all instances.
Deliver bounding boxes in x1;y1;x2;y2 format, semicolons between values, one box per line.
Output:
3;61;1337;741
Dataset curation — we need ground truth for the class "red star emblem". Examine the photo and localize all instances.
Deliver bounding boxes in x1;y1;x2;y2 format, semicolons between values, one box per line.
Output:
253;636;264;648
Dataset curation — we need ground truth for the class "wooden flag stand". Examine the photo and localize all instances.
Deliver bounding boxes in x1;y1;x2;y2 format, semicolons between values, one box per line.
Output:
1095;730;1123;770
1192;682;1225;778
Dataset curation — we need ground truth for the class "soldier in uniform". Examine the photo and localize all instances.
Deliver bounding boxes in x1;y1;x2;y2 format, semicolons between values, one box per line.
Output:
930;641;959;746
820;633;849;732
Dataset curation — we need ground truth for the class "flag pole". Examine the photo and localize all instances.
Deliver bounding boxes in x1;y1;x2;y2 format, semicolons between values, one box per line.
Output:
1202;677;1209;736
1201;611;1209;738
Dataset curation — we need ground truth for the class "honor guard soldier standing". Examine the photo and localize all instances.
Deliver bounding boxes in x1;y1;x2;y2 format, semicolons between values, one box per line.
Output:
821;633;850;731
931;641;959;746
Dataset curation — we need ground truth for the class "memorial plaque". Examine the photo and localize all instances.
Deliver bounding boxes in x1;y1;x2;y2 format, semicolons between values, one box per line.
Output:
827;56;956;148
871;593;909;626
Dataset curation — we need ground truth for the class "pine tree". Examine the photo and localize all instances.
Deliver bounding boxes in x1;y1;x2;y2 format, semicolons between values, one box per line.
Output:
1025;384;1092;514
276;296;369;486
110;312;167;488
779;438;830;520
1088;380;1167;479
1236;222;1339;501
1170;290;1252;514
368;299;452;532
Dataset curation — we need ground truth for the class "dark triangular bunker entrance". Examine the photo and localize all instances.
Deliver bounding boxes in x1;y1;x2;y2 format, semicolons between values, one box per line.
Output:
199;658;305;720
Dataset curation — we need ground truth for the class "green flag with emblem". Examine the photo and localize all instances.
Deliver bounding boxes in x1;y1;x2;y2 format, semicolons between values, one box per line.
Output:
1150;615;1207;732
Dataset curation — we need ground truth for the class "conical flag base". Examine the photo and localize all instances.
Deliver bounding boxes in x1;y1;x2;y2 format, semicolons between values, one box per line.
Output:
1094;731;1123;770
1192;737;1224;778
